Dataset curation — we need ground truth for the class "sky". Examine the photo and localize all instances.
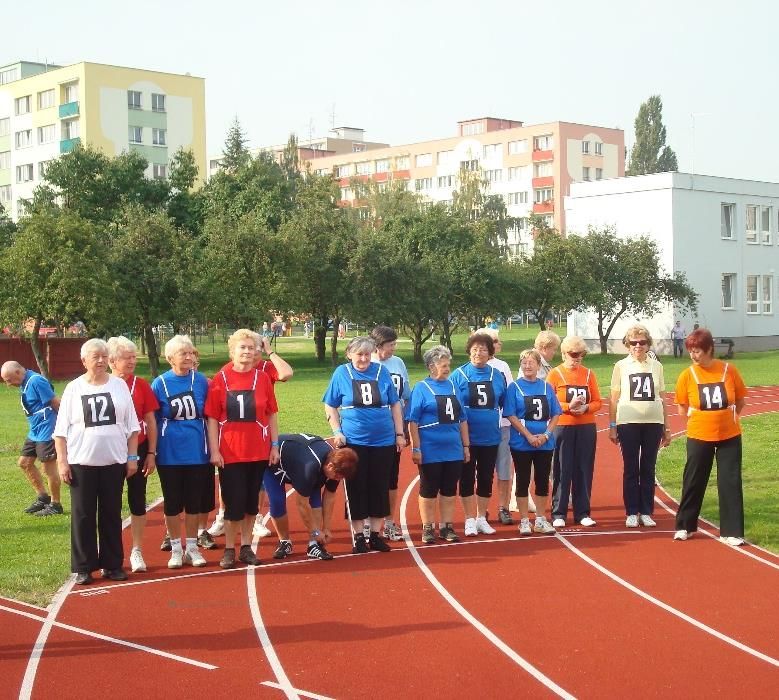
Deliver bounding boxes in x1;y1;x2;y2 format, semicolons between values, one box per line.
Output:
5;0;777;181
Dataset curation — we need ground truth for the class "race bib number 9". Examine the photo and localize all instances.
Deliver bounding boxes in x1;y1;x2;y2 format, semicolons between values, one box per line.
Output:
390;373;404;398
81;393;117;427
698;382;728;411
468;382;495;409
168;390;198;420
435;395;461;424
524;395;550;421
352;380;381;408
226;390;257;422
629;373;655;401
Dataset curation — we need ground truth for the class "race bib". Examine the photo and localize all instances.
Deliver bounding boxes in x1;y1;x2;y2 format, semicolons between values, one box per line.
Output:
524;395;550;421
435;395;461;424
468;381;495;409
698;382;728;411
168;390;198;420
352;379;381;408
629;373;655;401
566;385;590;404
81;392;117;427
226;390;256;422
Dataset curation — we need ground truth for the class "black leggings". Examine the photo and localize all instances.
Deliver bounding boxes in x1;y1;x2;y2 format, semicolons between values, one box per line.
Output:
459;444;499;498
125;442;149;516
419;460;463;498
511;450;553;497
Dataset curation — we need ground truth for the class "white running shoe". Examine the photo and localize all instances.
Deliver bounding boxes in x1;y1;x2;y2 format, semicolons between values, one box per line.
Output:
579;517;597;527
383;521;403;541
719;536;744;546
253;514;272;538
207;516;224;537
625;514;639;528
552;518;566;528
534;517;556;534
673;529;690;541
464;517;478;536
518;518;532;536
476;516;496;535
168;549;183;569
184;548;207;567
639;514;657;527
527;496;537;513
130;549;146;573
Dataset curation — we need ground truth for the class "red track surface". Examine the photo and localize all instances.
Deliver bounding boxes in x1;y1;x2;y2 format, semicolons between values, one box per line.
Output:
4;388;779;699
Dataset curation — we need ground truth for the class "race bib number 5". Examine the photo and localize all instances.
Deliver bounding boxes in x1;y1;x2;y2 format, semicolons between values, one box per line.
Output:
468;382;495;409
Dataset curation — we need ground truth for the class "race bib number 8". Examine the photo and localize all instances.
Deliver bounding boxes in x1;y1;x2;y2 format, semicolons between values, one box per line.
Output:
629;373;655;401
698;382;728;411
226;390;257;422
81;392;117;427
352;379;381;408
468;382;495;409
169;390;198;420
524;395;550;421
435;395;461;424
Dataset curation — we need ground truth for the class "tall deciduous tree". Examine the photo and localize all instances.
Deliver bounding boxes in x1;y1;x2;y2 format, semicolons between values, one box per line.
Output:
167;147;205;236
626;95;678;175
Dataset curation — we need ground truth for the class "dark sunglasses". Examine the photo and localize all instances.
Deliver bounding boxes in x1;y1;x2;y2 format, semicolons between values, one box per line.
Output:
628;340;649;347
566;351;584;358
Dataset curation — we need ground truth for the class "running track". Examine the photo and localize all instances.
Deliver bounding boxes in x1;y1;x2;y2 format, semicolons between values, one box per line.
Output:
4;388;779;699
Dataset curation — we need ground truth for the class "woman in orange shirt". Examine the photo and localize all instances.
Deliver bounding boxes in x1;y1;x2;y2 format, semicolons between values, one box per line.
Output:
548;336;602;528
673;328;747;545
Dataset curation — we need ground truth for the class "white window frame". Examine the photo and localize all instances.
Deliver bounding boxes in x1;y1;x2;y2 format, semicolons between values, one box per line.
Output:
38;160;51;179
594;141;603;155
151;93;166;112
15;95;31;115
64;84;78;103
0;151;10;170
534;162;553;178
761;206;772;245
582;140;590;154
355;161;371;175
415;153;433;167
437;150;453;165
152;163;167;179
0;184;11;205
37;89;55;109
15;130;32;149
437;175;453;188
721;203;736;239
508;139;528;155
37;124;55;144
335;164;351;178
533;188;553;203
762;275;773;314
0;118;9;137
595;168;603;180
721;273;736;310
485;169;502;183
395;155;410;170
375;159;390;173
745;205;758;243
129;126;143;144
582;167;591;181
16;163;33;183
533;134;553;150
62;120;79;140
483;144;501;159
128;90;142;109
415;177;433;191
152;128;166;146
746;275;759;314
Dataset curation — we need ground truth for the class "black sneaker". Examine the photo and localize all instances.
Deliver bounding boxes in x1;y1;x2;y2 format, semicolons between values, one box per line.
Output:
422;525;436;544
352;533;369;554
160;535;172;552
220;548;236;569
307;542;334;560
75;572;94;585
34;502;64;517
498;507;514;526
238;544;261;566
369;532;391;552
24;494;51;514
101;568;128;581
439;524;460;543
197;531;217;550
273;540;293;559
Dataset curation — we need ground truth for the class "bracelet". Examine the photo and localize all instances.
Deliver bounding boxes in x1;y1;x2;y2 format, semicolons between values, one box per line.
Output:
268;351;276;356
543;431;551;439
609;422;617;428
333;427;343;435
148;451;157;456
463;444;470;448
311;529;321;537
396;432;404;437
127;455;139;461
271;440;280;447
412;447;421;453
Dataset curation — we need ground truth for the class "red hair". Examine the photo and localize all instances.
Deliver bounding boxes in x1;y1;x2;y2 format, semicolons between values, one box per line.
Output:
325;448;358;480
685;327;714;354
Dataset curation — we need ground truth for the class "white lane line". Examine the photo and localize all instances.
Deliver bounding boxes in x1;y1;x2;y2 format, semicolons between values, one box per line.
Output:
0;596;47;612
553;534;779;667
400;476;576;700
261;680;335;699
2;604;217;670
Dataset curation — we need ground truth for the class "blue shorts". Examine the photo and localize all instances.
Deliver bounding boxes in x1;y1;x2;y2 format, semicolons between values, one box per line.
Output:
263;470;322;518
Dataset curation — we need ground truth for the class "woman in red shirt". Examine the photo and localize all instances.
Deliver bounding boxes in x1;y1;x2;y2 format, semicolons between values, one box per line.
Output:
205;329;280;569
673;328;747;545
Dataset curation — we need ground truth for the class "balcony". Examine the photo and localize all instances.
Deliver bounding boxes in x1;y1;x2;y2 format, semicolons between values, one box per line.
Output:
59;101;79;118
60;137;81;154
532;176;554;188
532;149;554;162
532;200;554;214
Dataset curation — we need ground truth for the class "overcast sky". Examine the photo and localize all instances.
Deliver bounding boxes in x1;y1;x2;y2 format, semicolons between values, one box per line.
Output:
5;0;776;181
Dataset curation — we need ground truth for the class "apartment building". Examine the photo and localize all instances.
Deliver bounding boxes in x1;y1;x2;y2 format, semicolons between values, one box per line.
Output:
565;172;779;351
298;117;625;257
0;60;206;219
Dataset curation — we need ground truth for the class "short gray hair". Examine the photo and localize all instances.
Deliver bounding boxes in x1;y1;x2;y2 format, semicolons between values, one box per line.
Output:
106;335;138;361
80;338;109;359
423;345;451;370
346;336;376;357
165;334;195;360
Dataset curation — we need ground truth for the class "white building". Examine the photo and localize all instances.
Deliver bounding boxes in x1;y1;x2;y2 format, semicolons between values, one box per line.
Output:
564;172;779;352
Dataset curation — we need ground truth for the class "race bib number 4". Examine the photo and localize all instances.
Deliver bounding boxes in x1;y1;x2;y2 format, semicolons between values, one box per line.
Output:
629;373;655;401
524;395;550;421
435;395;461;424
81;393;117;427
698;382;728;411
226;390;257;422
352;380;381;408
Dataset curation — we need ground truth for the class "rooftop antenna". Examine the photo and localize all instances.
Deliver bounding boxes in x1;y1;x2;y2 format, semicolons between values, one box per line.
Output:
330;103;336;131
308;118;314;145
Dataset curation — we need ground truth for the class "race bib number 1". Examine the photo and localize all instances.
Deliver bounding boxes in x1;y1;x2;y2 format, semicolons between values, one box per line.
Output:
226;390;256;422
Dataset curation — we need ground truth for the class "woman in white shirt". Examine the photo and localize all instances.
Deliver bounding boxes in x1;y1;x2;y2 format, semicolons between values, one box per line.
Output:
54;339;140;585
608;325;671;528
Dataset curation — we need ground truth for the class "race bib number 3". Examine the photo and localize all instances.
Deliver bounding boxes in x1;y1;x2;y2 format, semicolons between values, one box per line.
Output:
226;390;257;422
81;393;117;427
168;390;198;420
524;395;550;421
629;373;655;401
468;382;495;409
435;395;461;424
566;386;589;404
698;382;728;411
352;379;381;408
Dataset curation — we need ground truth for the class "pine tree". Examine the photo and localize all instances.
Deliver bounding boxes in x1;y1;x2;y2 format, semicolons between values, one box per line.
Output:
626;95;678;175
221;117;250;173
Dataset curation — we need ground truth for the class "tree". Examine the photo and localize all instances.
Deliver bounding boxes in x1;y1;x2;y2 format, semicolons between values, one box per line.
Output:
167;147;205;236
574;226;698;353
220;117;250;173
626;95;678;175
0;205;15;248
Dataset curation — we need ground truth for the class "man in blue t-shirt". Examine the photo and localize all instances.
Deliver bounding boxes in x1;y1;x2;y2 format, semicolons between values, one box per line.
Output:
1;361;63;516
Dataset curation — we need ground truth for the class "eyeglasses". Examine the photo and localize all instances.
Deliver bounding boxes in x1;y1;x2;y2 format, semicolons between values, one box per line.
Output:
566;351;584;358
628;340;649;347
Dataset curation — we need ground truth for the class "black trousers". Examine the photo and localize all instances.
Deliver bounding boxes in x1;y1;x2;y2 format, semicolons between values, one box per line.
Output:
675;435;744;537
617;423;663;516
344;444;394;521
70;463;126;573
552;424;596;521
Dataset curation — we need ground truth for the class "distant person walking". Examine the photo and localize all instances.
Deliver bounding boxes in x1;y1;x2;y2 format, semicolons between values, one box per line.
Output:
671;321;687;358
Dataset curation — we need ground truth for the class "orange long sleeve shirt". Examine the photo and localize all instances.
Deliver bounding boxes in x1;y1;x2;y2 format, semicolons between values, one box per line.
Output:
548;364;602;426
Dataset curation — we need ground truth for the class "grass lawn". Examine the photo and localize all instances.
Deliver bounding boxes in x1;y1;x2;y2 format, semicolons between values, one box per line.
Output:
1;325;777;605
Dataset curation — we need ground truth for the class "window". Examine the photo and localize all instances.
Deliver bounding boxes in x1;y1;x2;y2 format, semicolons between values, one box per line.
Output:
64;84;78;103
416;153;432;167
375;158;390;173
0;67;19;84
17;199;27;218
395;155;410;170
15;95;31;115
746;205;758;243
15;130;32;148
460;159;479;172
746;275;759;313
763;276;773;314
508;242;529;258
485;169;502;182
437;175;454;188
0;151;9;170
357;208;370;221
508;139;528;155
339;186;352;201
533;162;553;177
415;177;433;191
507;192;528;205
483;144;501;159
314;168;329;177
595;141;603;155
595;168;603;180
38;160;51;179
720;203;736;239
508;165;529;180
437;150;453;165
37;124;55;144
582;140;590;154
355;161;371;175
721;273;736;309
152;128;166;146
335;164;351;178
36;89;55;110
0;185;10;205
0;118;9;137
129;126;143;143
151;93;166;111
128;90;142;109
62;120;79;140
462;122;484;136
377;181;389;193
534;187;553;203
582;167;591;181
152;163;167;179
352;143;367;152
16;163;33;182
761;206;772;244
533;134;553;150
